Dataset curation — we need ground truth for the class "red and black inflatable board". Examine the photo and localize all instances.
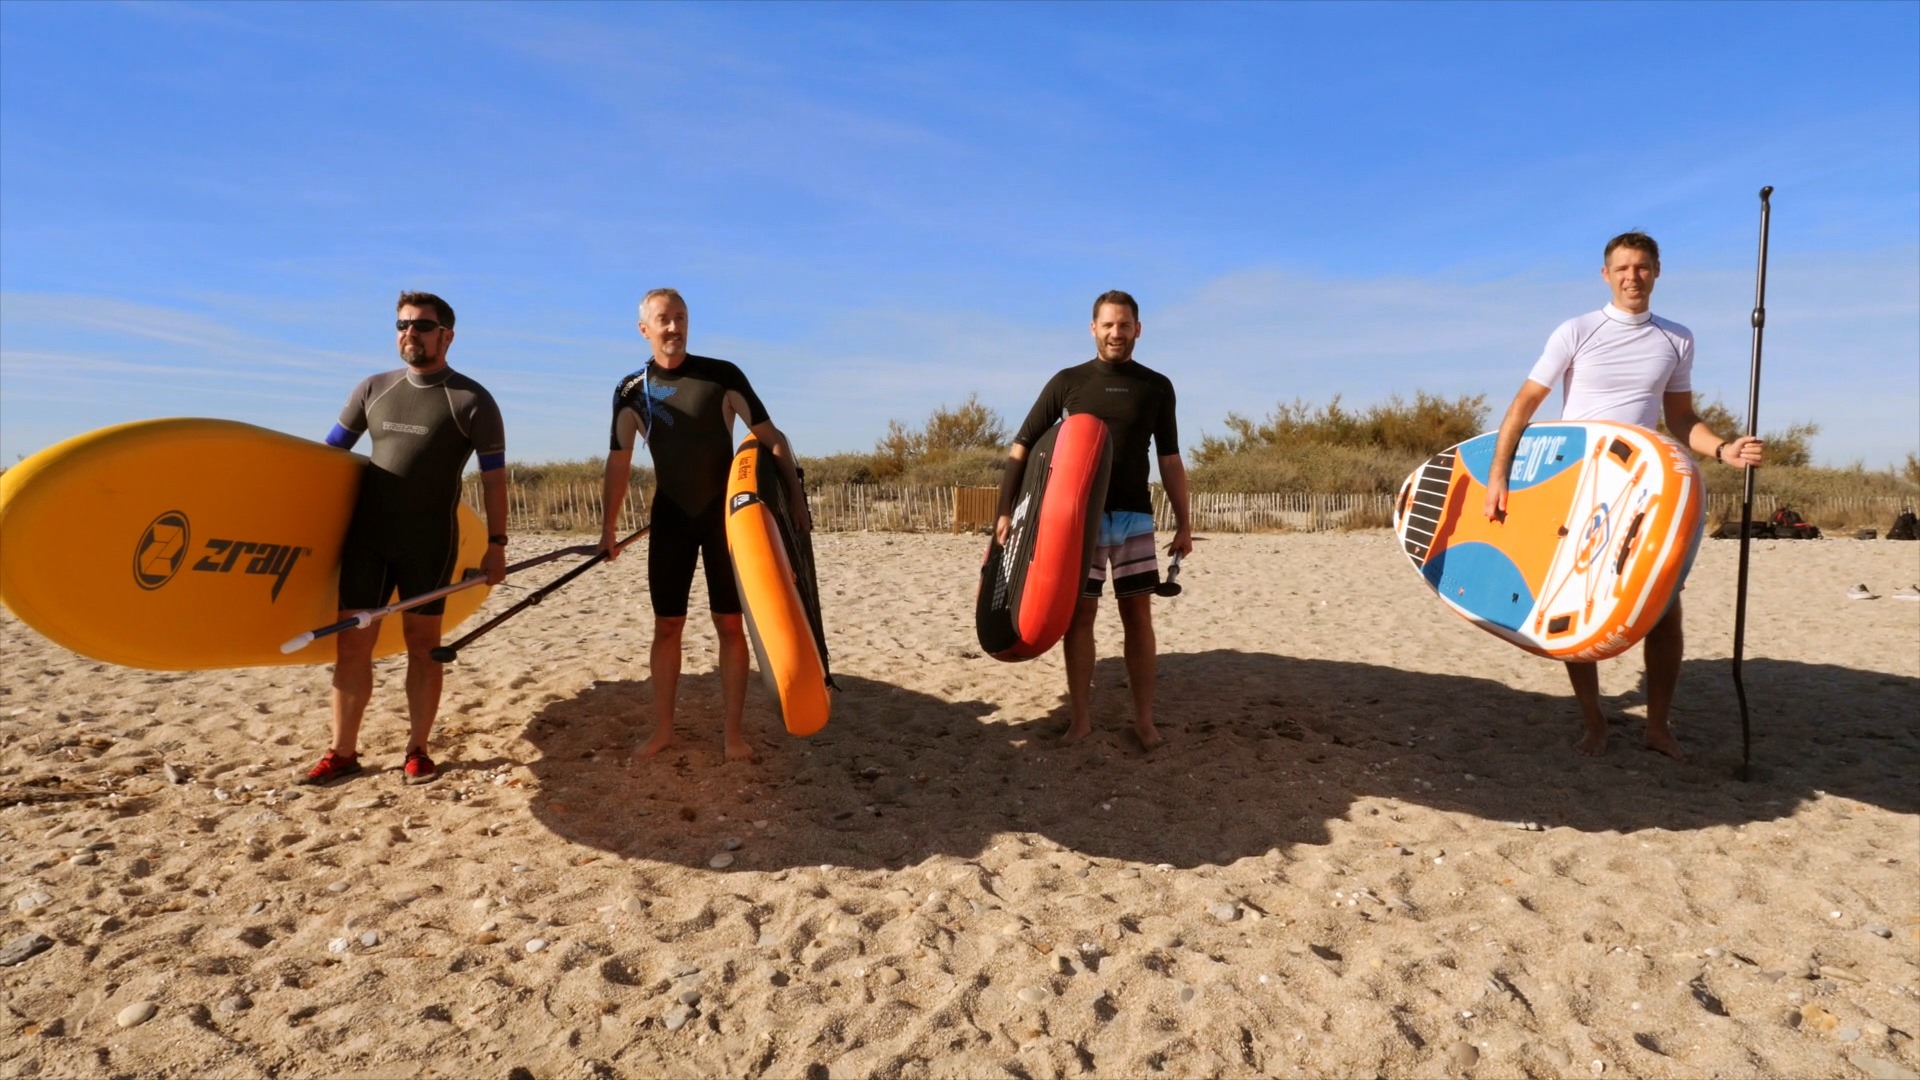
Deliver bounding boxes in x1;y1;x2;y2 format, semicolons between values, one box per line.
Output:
976;413;1112;660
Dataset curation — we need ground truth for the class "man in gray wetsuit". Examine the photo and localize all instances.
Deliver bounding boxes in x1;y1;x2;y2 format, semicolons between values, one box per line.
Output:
601;287;807;764
302;291;509;786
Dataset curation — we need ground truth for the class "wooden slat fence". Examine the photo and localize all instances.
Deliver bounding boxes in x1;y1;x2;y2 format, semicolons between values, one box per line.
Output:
1703;493;1908;523
1153;491;1397;533
463;479;1914;536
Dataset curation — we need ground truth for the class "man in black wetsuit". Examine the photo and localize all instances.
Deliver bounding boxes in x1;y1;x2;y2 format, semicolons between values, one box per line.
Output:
303;291;509;786
996;290;1193;750
600;288;808;763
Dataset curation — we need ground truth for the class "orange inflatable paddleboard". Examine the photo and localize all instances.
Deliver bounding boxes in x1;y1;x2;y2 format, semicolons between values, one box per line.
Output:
725;438;832;735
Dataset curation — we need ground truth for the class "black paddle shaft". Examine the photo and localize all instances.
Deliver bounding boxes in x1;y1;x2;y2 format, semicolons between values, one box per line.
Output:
1731;185;1772;781
430;527;648;663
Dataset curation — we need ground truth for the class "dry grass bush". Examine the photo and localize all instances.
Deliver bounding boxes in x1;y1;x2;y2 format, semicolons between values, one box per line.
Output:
477;392;1913;537
813;395;1012;486
1700;464;1917;502
796;447;1005;488
1188;443;1422;495
892;446;1007;487
506;459;653;488
1660;397;1817;468
1190;392;1486;493
1704;466;1919;532
1196;392;1489;463
795;452;886;487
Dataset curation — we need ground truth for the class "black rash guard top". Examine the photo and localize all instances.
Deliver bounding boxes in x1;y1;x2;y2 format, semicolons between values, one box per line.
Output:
1013;358;1179;515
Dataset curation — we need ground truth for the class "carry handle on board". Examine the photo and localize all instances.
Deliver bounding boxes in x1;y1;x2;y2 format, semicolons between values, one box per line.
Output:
277;543;604;654
430;525;649;664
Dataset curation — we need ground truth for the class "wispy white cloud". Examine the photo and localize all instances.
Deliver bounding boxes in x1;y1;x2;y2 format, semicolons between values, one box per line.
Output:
0;292;361;372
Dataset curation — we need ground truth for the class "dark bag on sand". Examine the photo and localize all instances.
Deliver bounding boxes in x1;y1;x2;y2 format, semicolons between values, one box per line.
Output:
1890;508;1919;542
1769;507;1821;540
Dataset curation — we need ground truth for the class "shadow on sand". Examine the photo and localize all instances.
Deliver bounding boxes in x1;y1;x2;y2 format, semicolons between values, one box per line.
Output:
515;652;1917;871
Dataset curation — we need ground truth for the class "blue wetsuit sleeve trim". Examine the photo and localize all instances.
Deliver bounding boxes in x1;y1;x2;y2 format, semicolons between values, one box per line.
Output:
325;423;360;450
477;451;506;472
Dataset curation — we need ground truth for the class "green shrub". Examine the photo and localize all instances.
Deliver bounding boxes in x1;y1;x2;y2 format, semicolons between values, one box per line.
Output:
1195;392;1488;463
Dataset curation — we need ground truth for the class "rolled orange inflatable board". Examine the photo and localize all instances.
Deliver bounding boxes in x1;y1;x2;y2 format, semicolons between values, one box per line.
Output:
976;414;1112;660
725;438;832;736
0;418;489;670
1392;421;1704;662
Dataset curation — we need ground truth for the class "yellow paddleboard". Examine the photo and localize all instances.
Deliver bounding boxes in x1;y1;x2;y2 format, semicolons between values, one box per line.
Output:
0;418;489;670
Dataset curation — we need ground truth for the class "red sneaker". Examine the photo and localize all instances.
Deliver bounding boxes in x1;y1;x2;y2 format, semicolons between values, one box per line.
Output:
301;749;362;785
403;747;438;785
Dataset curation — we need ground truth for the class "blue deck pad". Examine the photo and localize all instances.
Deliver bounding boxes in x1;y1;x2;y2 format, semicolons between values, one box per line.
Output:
1422;541;1534;631
1459;425;1589;491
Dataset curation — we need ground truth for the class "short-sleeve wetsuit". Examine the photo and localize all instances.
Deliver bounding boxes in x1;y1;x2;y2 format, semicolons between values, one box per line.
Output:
334;366;506;616
609;355;770;617
1014;357;1179;595
1527;303;1694;427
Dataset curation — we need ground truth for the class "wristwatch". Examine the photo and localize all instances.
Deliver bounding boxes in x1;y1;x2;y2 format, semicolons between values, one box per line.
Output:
488;534;509;546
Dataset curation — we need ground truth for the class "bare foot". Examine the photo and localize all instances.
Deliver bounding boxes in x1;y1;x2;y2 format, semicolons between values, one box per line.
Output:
1058;722;1093;748
1133;722;1163;751
1575;725;1608;757
724;736;756;762
633;726;676;761
1644;726;1690;762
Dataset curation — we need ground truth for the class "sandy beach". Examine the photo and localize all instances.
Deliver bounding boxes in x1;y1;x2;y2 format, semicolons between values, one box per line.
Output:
2;530;1916;1079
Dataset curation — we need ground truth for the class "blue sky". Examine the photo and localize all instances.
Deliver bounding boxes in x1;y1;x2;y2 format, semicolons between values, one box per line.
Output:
3;1;1915;470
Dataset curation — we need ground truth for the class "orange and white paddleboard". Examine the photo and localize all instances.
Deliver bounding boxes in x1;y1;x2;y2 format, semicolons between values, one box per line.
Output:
0;418;489;670
1393;421;1704;661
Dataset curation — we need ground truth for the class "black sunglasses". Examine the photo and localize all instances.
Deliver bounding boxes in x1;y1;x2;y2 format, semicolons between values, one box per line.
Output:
396;318;446;334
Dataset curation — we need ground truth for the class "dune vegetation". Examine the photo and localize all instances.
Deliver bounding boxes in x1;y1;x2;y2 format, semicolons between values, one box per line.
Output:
489;392;1917;531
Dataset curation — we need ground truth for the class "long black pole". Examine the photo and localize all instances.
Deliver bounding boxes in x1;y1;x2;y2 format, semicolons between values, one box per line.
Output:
429;526;648;663
1731;185;1772;781
278;543;599;654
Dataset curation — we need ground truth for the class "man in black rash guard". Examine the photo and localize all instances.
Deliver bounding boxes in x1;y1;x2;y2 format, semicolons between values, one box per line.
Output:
996;290;1194;750
303;291;509;786
601;288;808;763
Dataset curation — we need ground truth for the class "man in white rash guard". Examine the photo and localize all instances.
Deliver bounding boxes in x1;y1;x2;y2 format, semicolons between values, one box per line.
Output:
1483;231;1763;760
